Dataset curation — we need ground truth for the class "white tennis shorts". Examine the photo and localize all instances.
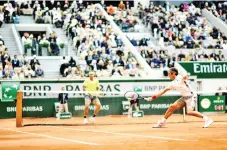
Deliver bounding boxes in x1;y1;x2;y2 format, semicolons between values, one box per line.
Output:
177;95;197;110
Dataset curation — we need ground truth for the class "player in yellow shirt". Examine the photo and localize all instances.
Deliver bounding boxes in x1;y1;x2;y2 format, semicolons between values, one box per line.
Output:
83;71;101;124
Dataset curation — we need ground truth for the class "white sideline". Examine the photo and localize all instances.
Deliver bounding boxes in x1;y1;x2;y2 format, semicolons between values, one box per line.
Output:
216;139;227;141
213;122;227;125
0;127;99;146
52;126;197;142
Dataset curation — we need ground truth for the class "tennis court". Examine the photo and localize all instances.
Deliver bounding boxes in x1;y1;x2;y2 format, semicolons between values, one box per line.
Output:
1;114;227;150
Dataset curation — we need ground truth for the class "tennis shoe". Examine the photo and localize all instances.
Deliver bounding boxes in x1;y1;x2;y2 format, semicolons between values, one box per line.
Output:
203;118;213;128
89;117;96;124
84;118;88;124
153;120;165;128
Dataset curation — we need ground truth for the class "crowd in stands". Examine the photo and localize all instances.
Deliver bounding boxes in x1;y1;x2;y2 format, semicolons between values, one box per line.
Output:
1;0;227;79
137;2;227;50
206;1;227;26
115;1;226;69
0;36;44;79
136;46;226;69
57;3;147;78
33;1;66;25
129;37;150;47
106;1;137;32
0;2;20;25
22;32;62;56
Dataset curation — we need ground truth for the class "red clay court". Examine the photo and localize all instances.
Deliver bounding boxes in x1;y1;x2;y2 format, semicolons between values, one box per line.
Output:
0;114;227;150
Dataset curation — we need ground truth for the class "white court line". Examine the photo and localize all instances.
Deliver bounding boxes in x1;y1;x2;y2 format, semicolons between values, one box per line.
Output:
0;127;99;146
216;139;227;141
52;126;197;142
213;122;227;125
101;141;168;145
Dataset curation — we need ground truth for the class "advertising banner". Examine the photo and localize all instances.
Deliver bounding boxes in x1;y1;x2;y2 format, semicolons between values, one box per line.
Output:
1;81;20;102
0;96;182;118
199;96;226;113
179;62;227;78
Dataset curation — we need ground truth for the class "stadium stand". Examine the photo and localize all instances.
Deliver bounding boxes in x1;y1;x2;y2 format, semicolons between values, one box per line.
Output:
0;2;227;150
0;0;226;79
29;1;148;78
107;0;227;78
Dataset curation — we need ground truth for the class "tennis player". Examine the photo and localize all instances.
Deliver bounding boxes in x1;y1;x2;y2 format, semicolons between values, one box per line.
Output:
57;87;69;120
83;71;101;124
145;67;213;128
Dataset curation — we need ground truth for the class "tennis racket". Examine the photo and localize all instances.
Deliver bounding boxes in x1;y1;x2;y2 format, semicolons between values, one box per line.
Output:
124;91;149;101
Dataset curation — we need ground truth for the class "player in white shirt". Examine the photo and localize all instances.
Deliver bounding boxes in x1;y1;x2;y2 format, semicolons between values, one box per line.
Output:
145;67;213;128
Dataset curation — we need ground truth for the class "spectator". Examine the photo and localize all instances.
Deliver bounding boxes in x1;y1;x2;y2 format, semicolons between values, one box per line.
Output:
30;55;40;71
111;64;123;77
215;87;224;96
68;56;76;67
151;55;160;68
12;55;20;68
0;66;4;78
118;1;125;11
60;60;68;76
126;1;130;10
128;63;139;77
24;65;35;78
64;66;72;77
125;58;133;70
107;5;115;15
20;53;28;67
0;10;3;28
178;50;186;61
43;11;51;24
2;54;11;69
140;50;147;58
30;34;38;55
0;41;5;52
22;32;29;53
130;37;137;46
35;7;44;23
48;33;60;55
23;61;31;71
35;66;44;77
3;71;11;79
53;8;63;28
0;35;4;45
113;55;124;67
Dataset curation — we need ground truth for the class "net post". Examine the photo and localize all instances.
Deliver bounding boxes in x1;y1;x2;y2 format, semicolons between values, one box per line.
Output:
16;90;23;127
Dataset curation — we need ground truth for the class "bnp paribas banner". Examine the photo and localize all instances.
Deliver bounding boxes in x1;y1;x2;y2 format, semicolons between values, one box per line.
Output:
179;62;227;78
19;79;189;99
1;81;20;102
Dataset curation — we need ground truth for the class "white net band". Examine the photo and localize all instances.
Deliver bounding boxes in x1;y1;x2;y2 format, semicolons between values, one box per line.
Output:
20;90;227;96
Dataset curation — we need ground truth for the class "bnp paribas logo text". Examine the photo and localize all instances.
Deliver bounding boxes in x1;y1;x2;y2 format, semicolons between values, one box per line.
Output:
193;63;227;73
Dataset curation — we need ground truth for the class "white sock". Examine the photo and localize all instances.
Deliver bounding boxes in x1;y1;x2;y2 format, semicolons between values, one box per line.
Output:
161;118;166;122
135;106;139;112
128;106;132;116
203;115;209;121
